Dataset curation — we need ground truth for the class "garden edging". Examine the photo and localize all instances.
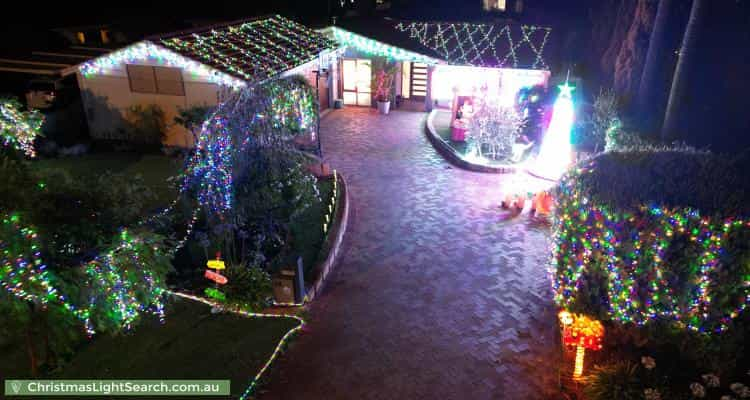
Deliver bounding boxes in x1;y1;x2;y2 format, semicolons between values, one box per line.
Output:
425;109;517;174
304;169;349;303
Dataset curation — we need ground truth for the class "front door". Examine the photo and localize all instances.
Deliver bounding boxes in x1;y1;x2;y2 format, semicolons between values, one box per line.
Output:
342;58;371;106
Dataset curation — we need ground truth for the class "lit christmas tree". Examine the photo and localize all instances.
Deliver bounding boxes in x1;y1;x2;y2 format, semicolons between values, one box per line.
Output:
530;82;574;181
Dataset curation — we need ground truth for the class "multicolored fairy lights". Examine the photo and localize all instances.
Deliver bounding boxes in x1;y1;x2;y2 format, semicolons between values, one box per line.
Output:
182;78;318;215
159;15;337;85
79;41;245;88
551;163;750;334
1;99;43;157
1;213;169;336
329;27;438;64
0;213;90;329
394;21;551;69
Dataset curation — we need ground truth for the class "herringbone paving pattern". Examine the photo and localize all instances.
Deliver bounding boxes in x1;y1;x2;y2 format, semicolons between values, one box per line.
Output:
261;108;559;399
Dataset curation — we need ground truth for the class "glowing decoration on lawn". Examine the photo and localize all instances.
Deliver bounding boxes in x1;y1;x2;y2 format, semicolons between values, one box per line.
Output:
206;255;226;271
394;21;551;69
182;78;318;215
330;27;438;64
529;82;574;181
79;41;245;89
559;312;604;380
204;287;226;301
552;163;750;333
1;99;43;157
204;269;228;285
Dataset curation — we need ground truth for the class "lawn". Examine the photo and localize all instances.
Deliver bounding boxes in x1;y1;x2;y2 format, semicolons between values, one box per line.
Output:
3;297;299;399
31;152;183;208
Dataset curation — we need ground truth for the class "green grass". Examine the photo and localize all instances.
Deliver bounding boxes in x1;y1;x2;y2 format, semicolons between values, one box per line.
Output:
288;178;337;281
54;298;297;398
31;152;183;209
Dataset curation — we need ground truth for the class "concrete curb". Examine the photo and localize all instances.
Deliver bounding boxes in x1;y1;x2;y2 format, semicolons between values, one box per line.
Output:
425;109;517;174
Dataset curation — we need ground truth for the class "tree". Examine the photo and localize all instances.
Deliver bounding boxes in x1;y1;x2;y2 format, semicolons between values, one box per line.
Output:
662;0;704;140
1;98;44;157
468;99;527;161
637;0;675;133
174;105;214;145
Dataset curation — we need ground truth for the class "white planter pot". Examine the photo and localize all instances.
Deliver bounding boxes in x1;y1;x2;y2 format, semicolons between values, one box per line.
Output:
377;100;391;115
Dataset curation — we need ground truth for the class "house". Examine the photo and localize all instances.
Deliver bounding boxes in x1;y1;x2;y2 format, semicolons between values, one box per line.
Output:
321;16;553;112
62;15;340;147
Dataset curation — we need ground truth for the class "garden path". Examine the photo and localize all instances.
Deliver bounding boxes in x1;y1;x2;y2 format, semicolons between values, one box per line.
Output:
261;108;559;399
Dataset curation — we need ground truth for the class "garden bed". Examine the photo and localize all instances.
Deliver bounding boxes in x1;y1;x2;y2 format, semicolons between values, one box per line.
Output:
425;109;518;173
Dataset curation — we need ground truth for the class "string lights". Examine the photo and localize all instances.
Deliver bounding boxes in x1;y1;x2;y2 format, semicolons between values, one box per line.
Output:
79;41;245;89
159;15;338;85
330;27;439;64
1;99;43;157
551;163;750;334
168;291;304;400
394;21;551;69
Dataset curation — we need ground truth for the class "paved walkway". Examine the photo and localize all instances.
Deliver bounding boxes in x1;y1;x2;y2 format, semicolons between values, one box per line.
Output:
261;108;559;399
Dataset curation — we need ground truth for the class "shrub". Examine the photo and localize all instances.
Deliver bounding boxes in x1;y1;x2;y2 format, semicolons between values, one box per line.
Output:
125;104;166;144
552;148;750;333
221;264;272;311
584;361;642;400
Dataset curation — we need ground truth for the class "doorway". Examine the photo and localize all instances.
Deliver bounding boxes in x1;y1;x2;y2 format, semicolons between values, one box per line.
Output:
342;58;371;106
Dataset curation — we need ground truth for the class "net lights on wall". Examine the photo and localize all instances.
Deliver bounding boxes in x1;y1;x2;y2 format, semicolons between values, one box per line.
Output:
394;21;551;69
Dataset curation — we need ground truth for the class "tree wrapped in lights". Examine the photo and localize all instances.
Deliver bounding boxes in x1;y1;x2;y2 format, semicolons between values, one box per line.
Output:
468;98;526;161
1;98;43;158
183;76;320;271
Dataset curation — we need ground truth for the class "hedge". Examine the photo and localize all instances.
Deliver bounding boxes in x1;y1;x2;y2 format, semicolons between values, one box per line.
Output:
552;148;750;333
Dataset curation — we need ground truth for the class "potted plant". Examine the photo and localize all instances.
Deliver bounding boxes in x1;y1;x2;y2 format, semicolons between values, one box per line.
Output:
372;58;397;115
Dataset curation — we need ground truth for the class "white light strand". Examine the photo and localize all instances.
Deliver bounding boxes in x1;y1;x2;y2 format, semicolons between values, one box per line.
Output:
79;41;246;89
394;22;551;69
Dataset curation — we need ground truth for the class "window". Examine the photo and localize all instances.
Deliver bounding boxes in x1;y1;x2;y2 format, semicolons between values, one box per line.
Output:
126;65;185;96
100;29;110;44
483;0;506;11
515;0;523;13
76;32;86;44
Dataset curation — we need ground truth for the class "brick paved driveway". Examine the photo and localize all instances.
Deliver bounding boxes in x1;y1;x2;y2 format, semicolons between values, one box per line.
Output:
261;108;559;399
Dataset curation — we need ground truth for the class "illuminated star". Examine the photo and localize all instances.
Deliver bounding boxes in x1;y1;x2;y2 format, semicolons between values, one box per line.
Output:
558;82;575;97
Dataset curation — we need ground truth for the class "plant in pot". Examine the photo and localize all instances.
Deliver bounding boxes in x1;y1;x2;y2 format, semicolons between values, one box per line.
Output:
372;58;397;115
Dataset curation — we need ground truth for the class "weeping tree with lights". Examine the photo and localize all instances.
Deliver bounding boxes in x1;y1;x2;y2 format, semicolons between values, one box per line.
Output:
468;98;527;161
183;75;320;286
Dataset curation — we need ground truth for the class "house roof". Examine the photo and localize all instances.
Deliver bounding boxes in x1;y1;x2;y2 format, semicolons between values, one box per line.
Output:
334;17;552;70
153;15;339;84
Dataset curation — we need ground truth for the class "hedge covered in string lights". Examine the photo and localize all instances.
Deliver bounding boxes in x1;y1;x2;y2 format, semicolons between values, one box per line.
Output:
0;213;172;336
552;149;750;334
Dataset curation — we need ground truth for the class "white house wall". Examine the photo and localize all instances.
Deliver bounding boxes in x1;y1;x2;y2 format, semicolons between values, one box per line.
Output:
76;57;222;147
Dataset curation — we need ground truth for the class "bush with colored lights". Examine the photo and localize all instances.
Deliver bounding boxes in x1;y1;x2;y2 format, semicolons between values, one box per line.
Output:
552;148;750;333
